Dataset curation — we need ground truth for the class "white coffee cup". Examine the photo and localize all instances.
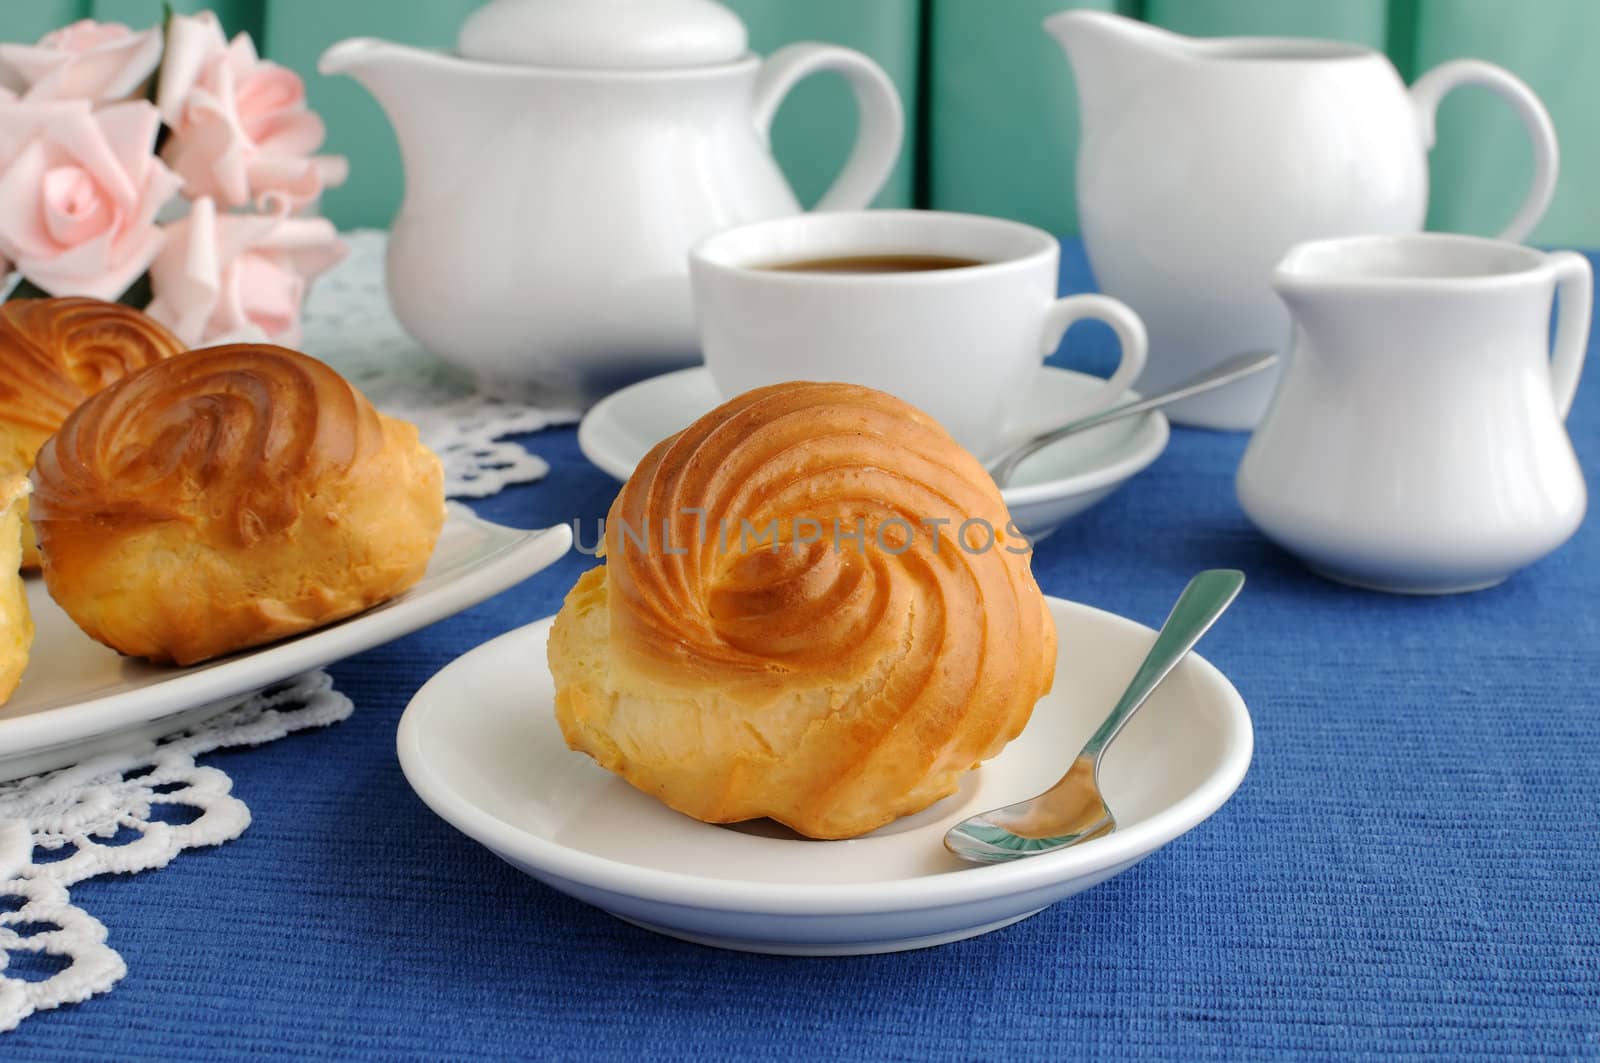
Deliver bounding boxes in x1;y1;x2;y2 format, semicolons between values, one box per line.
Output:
688;210;1147;461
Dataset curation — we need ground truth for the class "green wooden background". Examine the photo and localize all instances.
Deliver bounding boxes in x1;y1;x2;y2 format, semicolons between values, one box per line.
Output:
5;0;1595;245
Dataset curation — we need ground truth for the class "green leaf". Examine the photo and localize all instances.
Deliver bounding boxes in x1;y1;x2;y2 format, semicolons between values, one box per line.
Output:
3;272;154;308
6;278;53;302
118;273;155;312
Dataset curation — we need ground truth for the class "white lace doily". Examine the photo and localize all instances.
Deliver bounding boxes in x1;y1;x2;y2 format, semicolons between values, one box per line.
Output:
302;230;579;498
0;673;352;1031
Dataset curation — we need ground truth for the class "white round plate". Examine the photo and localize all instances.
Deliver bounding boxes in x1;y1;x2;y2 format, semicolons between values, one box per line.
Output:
0;505;572;782
579;367;1168;542
397;595;1252;955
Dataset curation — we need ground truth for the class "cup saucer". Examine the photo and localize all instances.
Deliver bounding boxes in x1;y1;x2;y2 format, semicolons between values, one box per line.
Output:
578;367;1168;541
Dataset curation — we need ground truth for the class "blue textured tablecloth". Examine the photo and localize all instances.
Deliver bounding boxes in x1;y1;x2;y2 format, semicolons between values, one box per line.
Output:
10;244;1599;1059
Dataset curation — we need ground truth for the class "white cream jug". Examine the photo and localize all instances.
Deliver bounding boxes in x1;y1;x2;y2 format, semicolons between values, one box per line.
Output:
1044;10;1559;429
1237;234;1590;594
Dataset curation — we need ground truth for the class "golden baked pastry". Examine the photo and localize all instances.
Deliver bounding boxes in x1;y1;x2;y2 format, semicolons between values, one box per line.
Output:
0;476;32;704
29;344;446;666
0;298;186;570
549;381;1057;839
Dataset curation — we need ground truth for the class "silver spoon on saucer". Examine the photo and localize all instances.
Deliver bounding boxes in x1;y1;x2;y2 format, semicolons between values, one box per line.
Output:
989;350;1278;487
944;569;1245;865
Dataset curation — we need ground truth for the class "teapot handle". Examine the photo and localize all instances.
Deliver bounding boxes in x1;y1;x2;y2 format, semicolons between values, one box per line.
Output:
1546;252;1592;421
752;43;904;211
1410;59;1558;244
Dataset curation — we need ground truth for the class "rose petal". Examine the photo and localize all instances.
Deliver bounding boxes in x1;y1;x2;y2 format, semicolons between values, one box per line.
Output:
147;197;342;347
235;252;304;340
0;139;59;260
38;101;141;211
0;25;162;104
148;197;221;344
235;64;306;142
17;225;157;301
164;116;252;208
251;106;326;159
155;11;227;125
40;21;133;52
0;98;179;302
42;165;111;246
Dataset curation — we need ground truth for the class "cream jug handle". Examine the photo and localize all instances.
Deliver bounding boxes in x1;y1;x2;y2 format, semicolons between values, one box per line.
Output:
1409;60;1558;244
1546;252;1592;421
752;44;905;211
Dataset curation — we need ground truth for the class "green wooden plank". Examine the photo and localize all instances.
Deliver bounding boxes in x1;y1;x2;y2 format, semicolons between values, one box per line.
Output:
1;2;91;45
928;0;1118;237
1414;0;1599;246
725;0;919;210
1143;0;1387;46
89;0;261;41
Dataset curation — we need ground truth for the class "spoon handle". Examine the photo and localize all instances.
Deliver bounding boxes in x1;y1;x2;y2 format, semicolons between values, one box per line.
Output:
1079;569;1245;763
1058;349;1277;438
990;350;1277;487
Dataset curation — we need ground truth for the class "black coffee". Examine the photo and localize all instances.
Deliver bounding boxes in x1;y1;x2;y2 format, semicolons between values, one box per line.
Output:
760;254;986;274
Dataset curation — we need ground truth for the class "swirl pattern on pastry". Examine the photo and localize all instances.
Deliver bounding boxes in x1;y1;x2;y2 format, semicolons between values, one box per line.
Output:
0;298;186;568
33;342;384;546
0;297;183;434
549;381;1056;839
31;344;445;665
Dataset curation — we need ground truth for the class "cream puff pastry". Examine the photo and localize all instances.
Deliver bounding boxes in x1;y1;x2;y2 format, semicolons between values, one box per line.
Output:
549;381;1057;839
0;476;31;704
30;343;446;665
0;298;186;570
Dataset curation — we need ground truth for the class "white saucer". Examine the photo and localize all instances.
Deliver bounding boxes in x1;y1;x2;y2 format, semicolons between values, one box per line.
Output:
579;367;1168;541
0;504;572;782
397;595;1252;955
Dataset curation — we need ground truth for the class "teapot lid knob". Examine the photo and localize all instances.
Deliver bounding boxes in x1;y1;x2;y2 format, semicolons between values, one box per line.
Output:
457;0;748;68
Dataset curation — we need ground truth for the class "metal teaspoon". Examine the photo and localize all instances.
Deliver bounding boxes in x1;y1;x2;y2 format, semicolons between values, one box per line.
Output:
989;351;1278;487
944;569;1245;864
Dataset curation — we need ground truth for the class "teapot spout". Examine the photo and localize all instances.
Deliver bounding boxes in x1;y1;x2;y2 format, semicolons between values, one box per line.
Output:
1043;10;1184;128
319;38;496;209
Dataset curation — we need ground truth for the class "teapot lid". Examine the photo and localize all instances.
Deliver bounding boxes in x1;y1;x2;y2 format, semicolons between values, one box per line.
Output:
457;0;749;68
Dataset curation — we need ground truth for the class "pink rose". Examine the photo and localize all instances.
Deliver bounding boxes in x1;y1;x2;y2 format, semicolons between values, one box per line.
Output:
157;12;347;210
147;195;347;347
0;100;182;300
0;20;163;104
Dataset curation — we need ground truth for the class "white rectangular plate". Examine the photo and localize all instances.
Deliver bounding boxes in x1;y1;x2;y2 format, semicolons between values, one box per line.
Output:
0;503;571;781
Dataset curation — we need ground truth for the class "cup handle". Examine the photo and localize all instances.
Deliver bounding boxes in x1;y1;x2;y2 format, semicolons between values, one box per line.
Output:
752;43;905;212
1410;59;1558;243
1546;252;1592;421
1002;294;1148;447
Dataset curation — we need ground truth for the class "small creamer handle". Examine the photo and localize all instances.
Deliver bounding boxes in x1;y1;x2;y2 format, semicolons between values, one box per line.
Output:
752;43;904;211
1410;59;1558;243
1546;252;1591;420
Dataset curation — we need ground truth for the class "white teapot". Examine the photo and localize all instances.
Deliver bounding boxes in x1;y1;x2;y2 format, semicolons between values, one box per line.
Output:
321;0;903;404
1045;10;1558;430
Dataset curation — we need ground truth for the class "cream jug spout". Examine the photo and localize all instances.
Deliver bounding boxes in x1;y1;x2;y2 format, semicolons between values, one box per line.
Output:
1043;10;1184;124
